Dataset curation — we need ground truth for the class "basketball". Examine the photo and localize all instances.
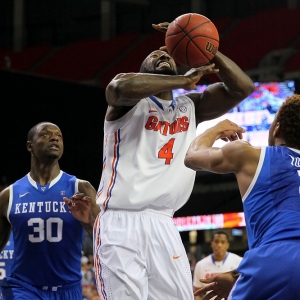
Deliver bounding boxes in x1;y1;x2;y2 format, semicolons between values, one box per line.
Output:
165;13;219;68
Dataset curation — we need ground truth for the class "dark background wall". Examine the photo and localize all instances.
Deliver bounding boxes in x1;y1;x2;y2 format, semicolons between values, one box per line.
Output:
1;70;105;190
0;0;291;48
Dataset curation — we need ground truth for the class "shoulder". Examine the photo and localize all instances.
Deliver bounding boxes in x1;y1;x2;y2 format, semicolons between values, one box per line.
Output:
229;252;243;258
228;252;243;261
77;180;97;200
78;180;95;192
195;255;211;267
222;140;259;158
0;186;11;214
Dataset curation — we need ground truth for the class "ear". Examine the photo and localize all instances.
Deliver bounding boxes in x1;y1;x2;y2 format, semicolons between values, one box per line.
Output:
26;141;33;153
273;122;281;137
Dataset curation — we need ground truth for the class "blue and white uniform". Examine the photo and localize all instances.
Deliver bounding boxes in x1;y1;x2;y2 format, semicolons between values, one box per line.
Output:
1;171;84;300
95;95;196;300
229;146;300;299
0;233;14;300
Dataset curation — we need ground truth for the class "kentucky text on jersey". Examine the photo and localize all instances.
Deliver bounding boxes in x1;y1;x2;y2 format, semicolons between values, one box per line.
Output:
145;116;189;135
0;250;14;260
13;201;68;214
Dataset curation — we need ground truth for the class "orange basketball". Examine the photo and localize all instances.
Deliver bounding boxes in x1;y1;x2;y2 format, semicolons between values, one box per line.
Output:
165;13;219;67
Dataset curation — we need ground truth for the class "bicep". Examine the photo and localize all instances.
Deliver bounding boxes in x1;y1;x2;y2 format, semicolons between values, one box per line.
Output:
188;83;241;123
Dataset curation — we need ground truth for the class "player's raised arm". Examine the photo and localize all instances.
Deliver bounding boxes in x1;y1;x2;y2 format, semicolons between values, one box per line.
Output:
184;119;246;172
105;53;219;108
0;187;12;252
187;51;254;124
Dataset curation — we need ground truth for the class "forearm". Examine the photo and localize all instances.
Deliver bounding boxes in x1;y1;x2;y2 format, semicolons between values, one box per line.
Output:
185;127;222;171
188;127;221;152
81;216;95;239
211;52;254;99
231;269;240;280
106;73;188;106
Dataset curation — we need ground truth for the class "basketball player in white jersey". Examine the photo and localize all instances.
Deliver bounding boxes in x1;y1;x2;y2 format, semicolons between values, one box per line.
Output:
193;231;242;300
66;22;253;300
185;95;300;299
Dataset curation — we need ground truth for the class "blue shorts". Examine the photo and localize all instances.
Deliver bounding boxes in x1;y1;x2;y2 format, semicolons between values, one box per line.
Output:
229;240;300;300
1;276;82;300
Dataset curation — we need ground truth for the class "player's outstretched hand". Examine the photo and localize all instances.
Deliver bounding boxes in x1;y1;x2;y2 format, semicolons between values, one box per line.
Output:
194;270;239;300
64;192;93;224
152;22;170;33
152;23;169;52
183;64;219;90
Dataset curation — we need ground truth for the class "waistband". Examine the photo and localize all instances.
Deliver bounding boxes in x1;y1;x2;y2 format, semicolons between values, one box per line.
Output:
103;205;174;218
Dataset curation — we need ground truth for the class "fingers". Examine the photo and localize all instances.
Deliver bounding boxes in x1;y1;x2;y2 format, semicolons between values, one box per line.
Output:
202;291;217;300
159;46;168;51
194;282;215;295
152;23;168;33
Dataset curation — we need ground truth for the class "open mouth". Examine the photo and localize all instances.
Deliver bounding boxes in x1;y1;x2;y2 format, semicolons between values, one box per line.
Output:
49;144;60;150
157;61;171;68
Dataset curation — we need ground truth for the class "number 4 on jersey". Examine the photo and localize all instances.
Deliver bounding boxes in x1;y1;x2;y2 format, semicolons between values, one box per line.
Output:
158;138;175;164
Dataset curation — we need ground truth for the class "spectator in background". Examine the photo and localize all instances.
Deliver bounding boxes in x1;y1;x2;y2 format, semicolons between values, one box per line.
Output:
193;231;242;300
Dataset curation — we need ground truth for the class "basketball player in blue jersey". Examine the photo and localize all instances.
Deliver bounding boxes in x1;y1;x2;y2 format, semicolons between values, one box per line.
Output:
0;122;100;300
67;21;254;300
185;94;300;299
0;234;13;300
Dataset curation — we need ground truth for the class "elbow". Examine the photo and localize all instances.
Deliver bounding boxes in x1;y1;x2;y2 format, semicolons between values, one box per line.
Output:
243;80;255;98
106;81;123;106
184;154;199;171
230;80;254;102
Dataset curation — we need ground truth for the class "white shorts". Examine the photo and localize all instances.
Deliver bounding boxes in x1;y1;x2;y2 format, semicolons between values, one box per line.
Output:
94;208;193;300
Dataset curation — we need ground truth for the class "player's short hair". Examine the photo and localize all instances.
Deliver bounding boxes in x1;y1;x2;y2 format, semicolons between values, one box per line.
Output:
27;122;58;141
211;230;229;242
276;94;300;148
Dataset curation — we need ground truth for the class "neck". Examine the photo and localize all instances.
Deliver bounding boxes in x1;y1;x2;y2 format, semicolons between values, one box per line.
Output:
30;161;61;185
154;90;173;100
213;253;227;261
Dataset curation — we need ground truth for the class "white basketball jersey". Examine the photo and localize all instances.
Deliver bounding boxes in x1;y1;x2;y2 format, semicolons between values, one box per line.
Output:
97;95;196;213
193;252;243;289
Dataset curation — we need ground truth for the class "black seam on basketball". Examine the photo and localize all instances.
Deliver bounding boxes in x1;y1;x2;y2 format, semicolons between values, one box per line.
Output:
190;39;211;62
189;36;219;42
165;32;193;58
186;21;212;35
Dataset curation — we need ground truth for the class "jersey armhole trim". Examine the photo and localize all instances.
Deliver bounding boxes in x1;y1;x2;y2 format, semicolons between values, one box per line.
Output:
242;147;266;202
75;179;79;193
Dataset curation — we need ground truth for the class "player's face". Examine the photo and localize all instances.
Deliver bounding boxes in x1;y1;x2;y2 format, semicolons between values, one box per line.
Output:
211;234;229;259
141;50;178;75
29;123;64;160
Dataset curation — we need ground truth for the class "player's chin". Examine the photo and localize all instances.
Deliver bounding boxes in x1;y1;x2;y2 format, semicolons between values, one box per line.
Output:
151;68;177;76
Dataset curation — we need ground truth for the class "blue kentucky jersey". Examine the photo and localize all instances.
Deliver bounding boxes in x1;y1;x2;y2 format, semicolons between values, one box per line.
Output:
243;146;300;249
0;233;14;298
7;171;84;286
